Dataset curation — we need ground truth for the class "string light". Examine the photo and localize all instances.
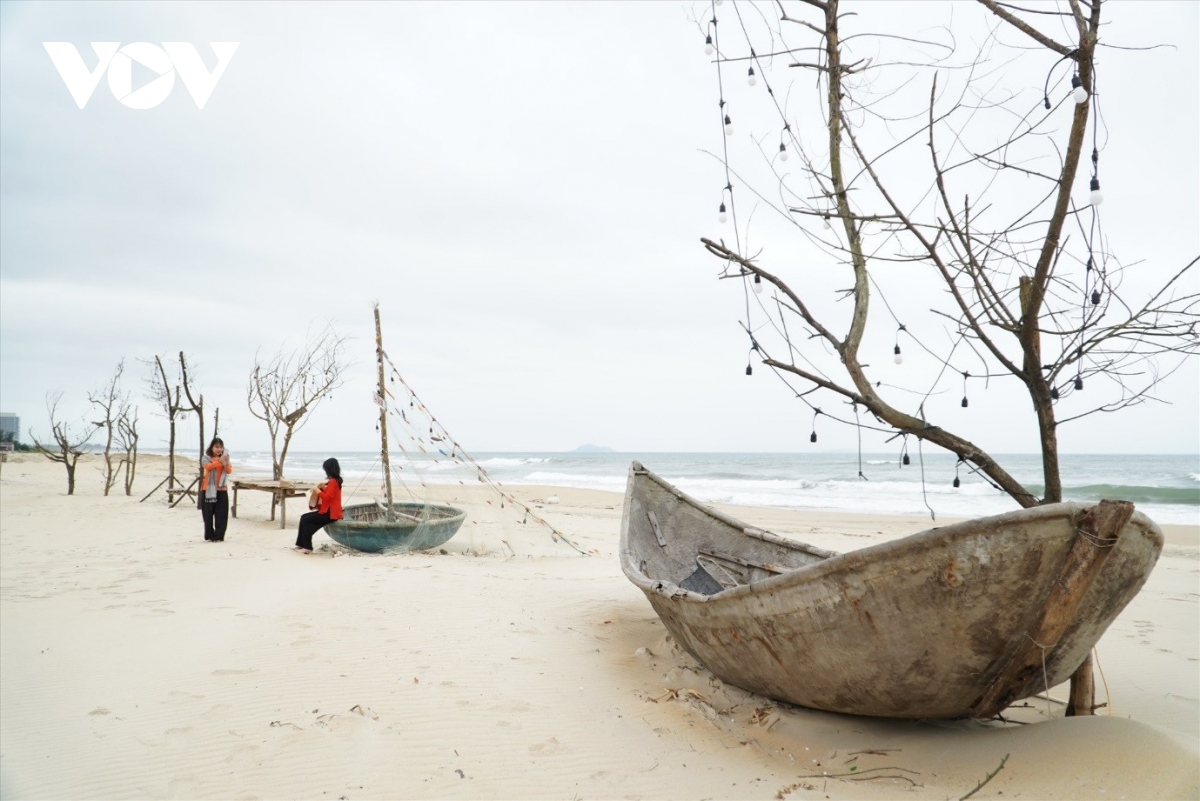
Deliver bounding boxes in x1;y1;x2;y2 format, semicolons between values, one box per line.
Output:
1051;386;1060;400
961;371;969;408
719;201;728;224
893;344;903;365
822;215;832;230
1071;74;1088;104
704;35;714;56
747;66;756;87
953;459;962;488
745;362;753;376
1074;375;1084;391
1089;177;1103;206
778;142;788;161
1091;289;1101;305
724;114;734;136
810;409;820;443
752;273;763;294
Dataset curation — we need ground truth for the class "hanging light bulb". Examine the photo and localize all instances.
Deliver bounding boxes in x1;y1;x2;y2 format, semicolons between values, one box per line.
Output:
718;202;727;224
810;431;817;443
752;274;763;294
724;114;734;136
1074;376;1084;391
953;476;961;488
1051;386;1060;400
902;453;911;466
747;67;756;86
961;396;969;408
704;35;714;56
893;344;903;365
1071;74;1088;104
1089;177;1103;206
823;215;832;230
745;363;753;376
1091;289;1101;305
778;142;788;162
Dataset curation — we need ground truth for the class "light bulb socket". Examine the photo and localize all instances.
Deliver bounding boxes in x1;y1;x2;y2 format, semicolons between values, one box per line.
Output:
1071;74;1082;90
1091;290;1101;305
1090;177;1101;192
809;432;817;443
953;477;961;488
893;344;901;355
902;454;911;466
961;397;969;408
1074;376;1084;391
745;364;753;376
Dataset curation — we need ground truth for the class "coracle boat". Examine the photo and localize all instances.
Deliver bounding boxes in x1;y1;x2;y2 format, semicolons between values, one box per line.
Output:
325;501;465;553
620;461;1163;719
324;304;466;554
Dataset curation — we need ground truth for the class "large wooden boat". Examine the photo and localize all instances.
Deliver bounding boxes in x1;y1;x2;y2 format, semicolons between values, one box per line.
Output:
620;461;1163;719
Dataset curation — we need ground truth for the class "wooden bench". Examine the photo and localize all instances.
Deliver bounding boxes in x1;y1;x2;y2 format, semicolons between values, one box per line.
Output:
230;478;311;529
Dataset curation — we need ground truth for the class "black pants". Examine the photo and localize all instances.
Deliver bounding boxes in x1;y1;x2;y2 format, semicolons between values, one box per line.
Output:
202;491;229;541
296;511;332;550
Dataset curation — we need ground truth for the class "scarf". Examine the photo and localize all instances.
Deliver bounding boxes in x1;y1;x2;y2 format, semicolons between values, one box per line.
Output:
202;455;227;503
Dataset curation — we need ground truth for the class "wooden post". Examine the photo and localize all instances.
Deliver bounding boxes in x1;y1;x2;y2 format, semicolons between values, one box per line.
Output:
374;304;394;520
970;500;1133;717
1066;653;1096;716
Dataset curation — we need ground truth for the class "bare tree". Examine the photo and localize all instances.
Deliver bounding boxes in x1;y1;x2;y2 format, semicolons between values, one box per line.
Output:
89;360;130;496
141;354;187;501
247;325;348;480
116;404;140;496
29;392;97;495
699;0;1197;508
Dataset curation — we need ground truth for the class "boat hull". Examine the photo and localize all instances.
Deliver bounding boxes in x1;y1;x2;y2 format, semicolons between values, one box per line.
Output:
325;502;466;553
619;462;1163;719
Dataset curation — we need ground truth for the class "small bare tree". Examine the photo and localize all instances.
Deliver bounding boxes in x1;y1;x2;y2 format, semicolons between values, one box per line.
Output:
142;354;187;500
116;404;140;496
247;324;348;480
30;392;97;495
89;360;131;496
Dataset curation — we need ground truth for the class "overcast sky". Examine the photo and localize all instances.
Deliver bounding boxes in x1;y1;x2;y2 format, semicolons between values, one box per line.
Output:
1;1;1196;456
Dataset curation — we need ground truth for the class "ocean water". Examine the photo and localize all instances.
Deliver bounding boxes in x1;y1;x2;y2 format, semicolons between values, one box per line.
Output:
221;450;1200;526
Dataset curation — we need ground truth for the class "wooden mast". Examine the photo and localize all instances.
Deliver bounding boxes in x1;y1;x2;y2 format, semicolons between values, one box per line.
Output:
374;304;394;518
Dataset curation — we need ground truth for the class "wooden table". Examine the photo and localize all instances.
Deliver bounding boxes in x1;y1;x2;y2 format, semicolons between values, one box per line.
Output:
230;479;311;529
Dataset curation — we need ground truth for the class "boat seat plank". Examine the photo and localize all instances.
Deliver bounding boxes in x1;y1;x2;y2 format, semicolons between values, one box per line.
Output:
647;510;667;547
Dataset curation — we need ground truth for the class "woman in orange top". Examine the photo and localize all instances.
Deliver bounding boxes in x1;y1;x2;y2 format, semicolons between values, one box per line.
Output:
295;457;344;553
200;437;232;542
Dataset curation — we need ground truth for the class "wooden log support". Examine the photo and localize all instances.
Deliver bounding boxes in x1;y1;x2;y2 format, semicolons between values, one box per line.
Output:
1066;652;1096;716
970;499;1134;718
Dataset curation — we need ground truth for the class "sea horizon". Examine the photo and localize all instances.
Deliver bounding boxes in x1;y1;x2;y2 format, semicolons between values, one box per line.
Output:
132;448;1200;526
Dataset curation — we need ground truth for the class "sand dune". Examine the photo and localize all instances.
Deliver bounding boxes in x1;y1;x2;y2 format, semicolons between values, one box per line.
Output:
1;453;1196;799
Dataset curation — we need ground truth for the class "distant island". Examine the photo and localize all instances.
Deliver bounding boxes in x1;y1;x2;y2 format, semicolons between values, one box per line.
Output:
572;444;614;453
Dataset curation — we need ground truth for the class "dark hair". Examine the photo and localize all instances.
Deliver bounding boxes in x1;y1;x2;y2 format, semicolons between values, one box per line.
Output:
206;437;225;457
323;457;343;487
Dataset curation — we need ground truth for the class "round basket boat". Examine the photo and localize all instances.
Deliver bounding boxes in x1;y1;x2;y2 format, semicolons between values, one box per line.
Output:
325;502;467;553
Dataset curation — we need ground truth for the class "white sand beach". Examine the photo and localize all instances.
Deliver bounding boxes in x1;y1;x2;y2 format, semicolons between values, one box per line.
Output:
1;453;1197;800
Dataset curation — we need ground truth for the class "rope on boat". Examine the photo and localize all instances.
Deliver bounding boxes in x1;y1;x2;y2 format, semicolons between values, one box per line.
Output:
379;350;589;555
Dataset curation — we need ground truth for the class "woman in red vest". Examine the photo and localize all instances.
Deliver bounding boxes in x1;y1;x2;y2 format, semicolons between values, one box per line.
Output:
295;457;343;553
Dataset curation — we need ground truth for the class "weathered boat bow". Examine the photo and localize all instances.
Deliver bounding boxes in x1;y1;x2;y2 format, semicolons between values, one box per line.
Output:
620;461;1163;719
